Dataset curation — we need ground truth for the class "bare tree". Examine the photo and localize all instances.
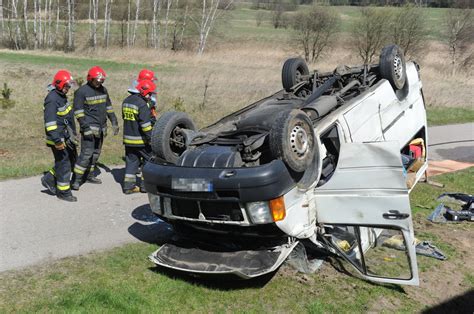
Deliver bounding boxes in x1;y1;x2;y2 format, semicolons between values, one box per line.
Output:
193;0;234;55
33;0;39;48
126;0;131;47
179;2;189;48
66;0;75;51
151;0;161;48
22;0;28;47
291;5;340;63
132;0;140;45
54;0;59;46
444;7;473;75
89;0;99;48
163;0;171;48
103;0;112;48
0;0;4;42
352;7;391;64
11;0;21;49
390;5;426;59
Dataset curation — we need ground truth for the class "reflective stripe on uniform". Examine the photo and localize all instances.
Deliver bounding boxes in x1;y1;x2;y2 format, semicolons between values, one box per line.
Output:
74;164;87;174
75;109;85;118
49;168;55;176
124;174;136;182
46;125;58;131
57;104;73;116
46;139;55;145
122;103;139;114
123;135;145;145
141;121;152;132
106;106;114;113
56;182;70;191
84;95;107;105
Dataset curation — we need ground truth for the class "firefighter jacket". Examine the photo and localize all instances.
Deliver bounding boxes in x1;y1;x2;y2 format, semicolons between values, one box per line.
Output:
73;83;118;136
43;89;76;146
122;94;153;147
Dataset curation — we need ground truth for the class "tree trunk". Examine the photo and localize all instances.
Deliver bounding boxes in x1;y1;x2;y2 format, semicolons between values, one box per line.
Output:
163;0;171;48
0;0;4;41
47;0;53;47
54;0;59;47
23;0;28;48
104;0;112;48
33;0;38;49
11;0;21;49
179;3;188;48
91;0;98;48
132;0;140;46
151;0;160;48
66;0;75;51
38;0;43;47
126;0;131;47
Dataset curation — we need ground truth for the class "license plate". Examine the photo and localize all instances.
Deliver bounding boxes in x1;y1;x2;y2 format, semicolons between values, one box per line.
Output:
171;178;213;192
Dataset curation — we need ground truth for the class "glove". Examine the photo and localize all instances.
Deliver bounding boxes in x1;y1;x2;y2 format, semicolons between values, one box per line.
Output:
55;142;66;150
112;124;120;136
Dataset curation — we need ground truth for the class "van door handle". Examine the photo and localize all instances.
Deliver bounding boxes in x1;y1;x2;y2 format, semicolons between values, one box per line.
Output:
383;210;410;220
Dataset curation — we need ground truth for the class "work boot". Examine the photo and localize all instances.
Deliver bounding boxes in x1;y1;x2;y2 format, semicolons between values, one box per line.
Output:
123;186;140;194
41;172;56;194
139;181;146;193
87;176;102;184
71;179;81;191
57;194;78;202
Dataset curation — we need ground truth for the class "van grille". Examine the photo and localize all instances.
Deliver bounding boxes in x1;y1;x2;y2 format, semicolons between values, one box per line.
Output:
171;199;244;222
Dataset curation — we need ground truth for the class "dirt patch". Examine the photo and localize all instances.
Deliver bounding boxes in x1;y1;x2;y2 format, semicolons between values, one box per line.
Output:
428;160;474;177
407;216;474;309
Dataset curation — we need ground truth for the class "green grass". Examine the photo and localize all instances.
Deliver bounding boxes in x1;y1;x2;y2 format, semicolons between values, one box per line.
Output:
426;107;474;126
0;168;472;312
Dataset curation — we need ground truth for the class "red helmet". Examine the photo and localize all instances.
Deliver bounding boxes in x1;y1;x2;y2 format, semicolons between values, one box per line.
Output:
138;69;157;82
52;70;74;90
87;66;106;82
136;80;157;97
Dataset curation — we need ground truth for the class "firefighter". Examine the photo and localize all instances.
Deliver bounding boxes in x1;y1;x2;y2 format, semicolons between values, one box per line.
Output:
128;69;158;119
122;79;156;194
40;70;78;202
71;66;119;190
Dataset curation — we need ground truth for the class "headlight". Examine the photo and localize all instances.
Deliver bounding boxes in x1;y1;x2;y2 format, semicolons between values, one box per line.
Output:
148;194;162;215
246;201;273;224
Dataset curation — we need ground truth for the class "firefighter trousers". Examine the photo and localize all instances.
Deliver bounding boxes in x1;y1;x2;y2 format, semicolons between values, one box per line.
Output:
45;144;77;196
123;145;151;191
73;134;104;182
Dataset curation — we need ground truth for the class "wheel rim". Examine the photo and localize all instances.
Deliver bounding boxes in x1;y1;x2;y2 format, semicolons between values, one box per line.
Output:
295;69;303;83
290;125;309;158
169;126;186;156
393;54;403;81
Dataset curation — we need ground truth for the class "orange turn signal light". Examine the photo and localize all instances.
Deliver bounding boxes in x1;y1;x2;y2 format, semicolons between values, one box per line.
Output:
269;196;286;222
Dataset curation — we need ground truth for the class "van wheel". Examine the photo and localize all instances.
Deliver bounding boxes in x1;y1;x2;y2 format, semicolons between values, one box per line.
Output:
151;111;197;164
282;58;310;92
270;109;316;173
379;45;406;90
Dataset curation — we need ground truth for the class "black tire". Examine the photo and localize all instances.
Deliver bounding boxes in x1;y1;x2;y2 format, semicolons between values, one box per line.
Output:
270;109;316;173
151;111;197;164
282;58;310;92
379;44;406;90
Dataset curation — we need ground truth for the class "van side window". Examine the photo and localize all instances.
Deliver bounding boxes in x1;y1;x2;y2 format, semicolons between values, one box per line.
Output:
317;124;341;187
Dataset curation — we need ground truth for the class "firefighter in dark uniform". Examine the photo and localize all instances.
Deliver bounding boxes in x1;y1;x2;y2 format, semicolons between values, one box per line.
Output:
40;70;78;202
122;80;156;194
72;66;119;190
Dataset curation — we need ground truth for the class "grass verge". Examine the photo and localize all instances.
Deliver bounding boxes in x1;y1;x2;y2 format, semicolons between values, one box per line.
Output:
426;107;474;126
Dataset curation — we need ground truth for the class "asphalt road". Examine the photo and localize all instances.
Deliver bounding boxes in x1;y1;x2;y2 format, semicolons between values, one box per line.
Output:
428;122;474;162
0;123;473;273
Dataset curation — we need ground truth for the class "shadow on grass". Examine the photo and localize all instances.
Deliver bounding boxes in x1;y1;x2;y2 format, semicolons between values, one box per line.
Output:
149;264;277;291
128;204;173;245
422;289;474;314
